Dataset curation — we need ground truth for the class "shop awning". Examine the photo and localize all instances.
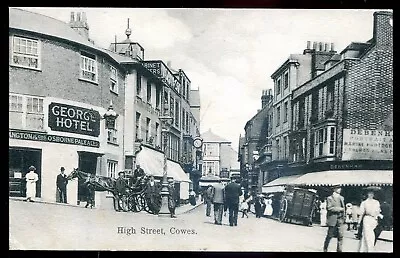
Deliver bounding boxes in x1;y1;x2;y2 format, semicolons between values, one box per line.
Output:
261;175;302;194
290;170;393;187
136;146;191;183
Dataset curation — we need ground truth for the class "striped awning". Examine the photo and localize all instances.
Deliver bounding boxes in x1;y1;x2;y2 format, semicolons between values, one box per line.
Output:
261;175;302;194
290;170;393;187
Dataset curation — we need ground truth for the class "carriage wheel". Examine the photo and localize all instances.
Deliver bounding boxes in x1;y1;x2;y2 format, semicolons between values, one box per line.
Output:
131;195;144;212
279;199;288;222
120;195;130;212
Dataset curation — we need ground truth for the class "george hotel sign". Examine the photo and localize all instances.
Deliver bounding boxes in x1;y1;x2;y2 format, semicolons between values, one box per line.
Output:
342;129;393;160
48;102;100;137
142;61;180;92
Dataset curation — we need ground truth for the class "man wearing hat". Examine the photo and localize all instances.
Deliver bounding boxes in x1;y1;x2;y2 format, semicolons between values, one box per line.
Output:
25;166;39;202
115;171;128;211
56;167;68;203
323;184;345;252
167;178;177;218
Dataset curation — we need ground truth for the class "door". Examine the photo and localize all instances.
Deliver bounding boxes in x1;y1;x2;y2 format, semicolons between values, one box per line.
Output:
9;148;42;197
77;152;98;202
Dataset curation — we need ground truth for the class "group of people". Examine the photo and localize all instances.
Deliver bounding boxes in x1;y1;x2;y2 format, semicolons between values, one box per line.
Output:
203;178;243;226
322;185;392;253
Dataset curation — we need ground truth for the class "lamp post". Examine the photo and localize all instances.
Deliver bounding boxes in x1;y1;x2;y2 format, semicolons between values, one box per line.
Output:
158;115;174;217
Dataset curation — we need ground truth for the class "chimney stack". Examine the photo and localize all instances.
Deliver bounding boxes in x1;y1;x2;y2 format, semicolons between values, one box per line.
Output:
312;41;317;50
330;43;335;52
167;61;172;68
69;11;89;39
319;42;323;52
373;11;393;47
306;41;311;49
324;43;328;52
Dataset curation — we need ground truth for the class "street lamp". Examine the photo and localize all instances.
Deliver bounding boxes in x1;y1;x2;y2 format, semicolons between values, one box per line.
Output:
103;100;119;129
158;115;174;217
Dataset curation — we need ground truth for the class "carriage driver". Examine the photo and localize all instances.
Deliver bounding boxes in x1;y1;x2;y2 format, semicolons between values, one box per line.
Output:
115;171;128;211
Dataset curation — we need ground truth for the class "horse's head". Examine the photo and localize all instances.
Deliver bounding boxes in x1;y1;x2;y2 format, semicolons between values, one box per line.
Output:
66;168;79;180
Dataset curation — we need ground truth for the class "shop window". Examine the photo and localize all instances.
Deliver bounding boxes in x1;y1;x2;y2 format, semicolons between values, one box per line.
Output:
107;160;118;178
11;36;41;70
80;51;97;83
110;65;118;94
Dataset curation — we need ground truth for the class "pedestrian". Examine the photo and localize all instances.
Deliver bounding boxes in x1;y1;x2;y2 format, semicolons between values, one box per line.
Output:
224;178;243;226
168;179;177;218
240;199;249;218
374;200;392;245
133;164;145;185
115;171;128;211
351;203;360;230
320;198;328;227
56;167;68;203
25;166;39;202
254;196;263;218
323;185;345;252
145;175;160;214
345;203;353;231
263;195;273;217
357;186;383;252
212;180;225;225
189;189;197;206
204;185;214;217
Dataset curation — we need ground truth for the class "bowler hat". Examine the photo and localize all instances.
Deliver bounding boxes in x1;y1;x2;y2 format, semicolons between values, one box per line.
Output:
118;171;125;176
364;186;381;192
60;167;65;171
28;166;36;171
331;184;342;189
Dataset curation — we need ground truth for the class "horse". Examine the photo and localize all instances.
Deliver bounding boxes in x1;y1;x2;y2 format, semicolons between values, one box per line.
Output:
66;168;116;208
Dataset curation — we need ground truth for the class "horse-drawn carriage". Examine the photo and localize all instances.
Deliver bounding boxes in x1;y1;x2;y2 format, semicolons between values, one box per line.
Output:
67;169;162;214
278;185;318;226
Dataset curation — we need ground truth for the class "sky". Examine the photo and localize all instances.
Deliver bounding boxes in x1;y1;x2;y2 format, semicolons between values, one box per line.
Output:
19;7;386;150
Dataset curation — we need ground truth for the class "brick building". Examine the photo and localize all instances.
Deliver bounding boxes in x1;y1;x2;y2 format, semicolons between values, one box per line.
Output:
9;8;200;206
287;11;393;204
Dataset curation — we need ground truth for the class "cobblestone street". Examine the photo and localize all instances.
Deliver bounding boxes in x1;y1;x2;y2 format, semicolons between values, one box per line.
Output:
9;200;393;252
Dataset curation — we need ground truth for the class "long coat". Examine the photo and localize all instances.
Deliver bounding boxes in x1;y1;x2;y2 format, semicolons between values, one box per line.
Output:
212;183;225;204
326;194;345;227
224;182;242;205
56;173;68;190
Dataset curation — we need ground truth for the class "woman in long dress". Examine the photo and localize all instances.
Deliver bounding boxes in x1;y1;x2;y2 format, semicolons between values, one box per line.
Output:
319;198;327;226
358;187;383;252
25;166;39;202
263;197;273;217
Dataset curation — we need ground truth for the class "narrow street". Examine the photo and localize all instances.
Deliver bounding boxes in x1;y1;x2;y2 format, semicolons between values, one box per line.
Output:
9;200;392;252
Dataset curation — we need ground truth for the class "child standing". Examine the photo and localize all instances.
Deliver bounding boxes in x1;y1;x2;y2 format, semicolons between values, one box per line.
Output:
240;199;249;218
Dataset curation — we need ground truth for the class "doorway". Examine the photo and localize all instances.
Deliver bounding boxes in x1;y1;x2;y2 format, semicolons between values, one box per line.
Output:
77;152;99;203
9;147;42;197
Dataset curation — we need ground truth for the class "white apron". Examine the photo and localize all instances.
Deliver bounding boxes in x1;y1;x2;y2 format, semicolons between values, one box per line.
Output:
26;172;38;199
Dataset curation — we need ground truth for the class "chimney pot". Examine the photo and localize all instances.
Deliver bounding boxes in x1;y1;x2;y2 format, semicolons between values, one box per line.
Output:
331;43;335;51
324;43;328;52
77;12;81;21
319;42;323;51
82;12;87;23
70;12;75;22
312;41;317;50
306;41;311;49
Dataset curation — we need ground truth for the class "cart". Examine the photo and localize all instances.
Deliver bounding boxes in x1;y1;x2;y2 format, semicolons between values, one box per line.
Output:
278;185;317;226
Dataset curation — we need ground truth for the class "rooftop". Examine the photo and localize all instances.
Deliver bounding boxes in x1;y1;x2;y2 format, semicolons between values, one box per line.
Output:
201;129;231;143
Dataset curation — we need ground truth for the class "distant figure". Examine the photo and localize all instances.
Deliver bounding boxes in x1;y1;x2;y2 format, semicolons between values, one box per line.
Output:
320;198;328;227
346;203;353;231
224;178;243;226
168;179;177;218
115;171;128;211
358;187;383;252
323;185;345;252
189;189;197;206
212;180;225;225
263;196;273;217
204;185;214;217
351;203;360;230
56;167;68;203
25;166;39;202
254;196;263;218
240;199;249;218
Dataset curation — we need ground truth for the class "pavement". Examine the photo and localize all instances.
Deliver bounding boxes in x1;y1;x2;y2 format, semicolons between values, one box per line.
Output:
9;198;393;252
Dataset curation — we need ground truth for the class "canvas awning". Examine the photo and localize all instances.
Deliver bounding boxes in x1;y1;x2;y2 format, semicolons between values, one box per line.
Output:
261;175;302;194
290;170;393;187
136;146;191;183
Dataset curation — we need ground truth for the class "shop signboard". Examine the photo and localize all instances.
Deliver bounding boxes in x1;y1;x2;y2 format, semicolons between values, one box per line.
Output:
48;102;100;137
142;61;180;92
342;128;393;160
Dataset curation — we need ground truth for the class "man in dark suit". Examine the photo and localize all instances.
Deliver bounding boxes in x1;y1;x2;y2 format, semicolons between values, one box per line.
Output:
212;180;225;225
56;167;68;203
224;178;243;226
115;171;128;211
323;184;345;252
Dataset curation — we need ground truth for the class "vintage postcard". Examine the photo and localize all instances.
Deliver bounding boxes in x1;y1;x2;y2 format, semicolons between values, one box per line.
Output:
9;7;393;252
